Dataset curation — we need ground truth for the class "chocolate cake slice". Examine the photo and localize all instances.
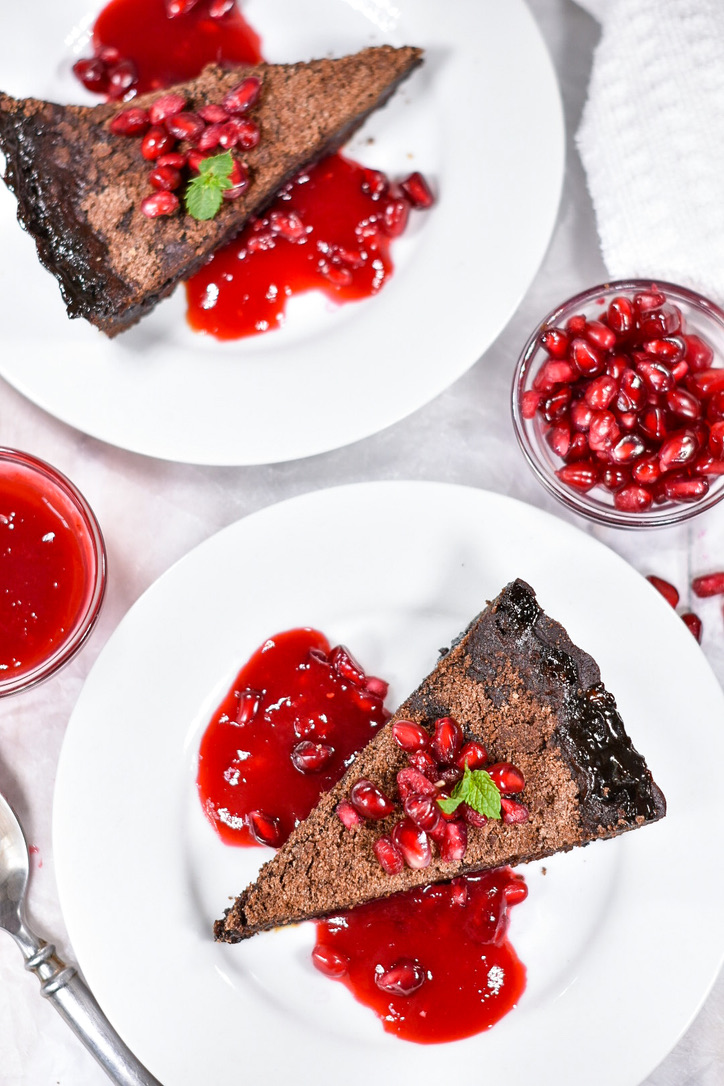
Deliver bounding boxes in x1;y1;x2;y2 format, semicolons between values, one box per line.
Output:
0;45;422;336
215;579;666;943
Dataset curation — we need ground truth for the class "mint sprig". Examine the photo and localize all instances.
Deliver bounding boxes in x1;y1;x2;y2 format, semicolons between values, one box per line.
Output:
185;151;234;221
437;763;502;820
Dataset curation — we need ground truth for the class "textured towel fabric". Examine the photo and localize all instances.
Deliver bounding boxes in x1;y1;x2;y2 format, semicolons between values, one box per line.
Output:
575;0;724;305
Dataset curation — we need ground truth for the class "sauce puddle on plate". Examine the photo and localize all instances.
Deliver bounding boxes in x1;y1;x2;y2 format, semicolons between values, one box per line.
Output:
198;627;528;1042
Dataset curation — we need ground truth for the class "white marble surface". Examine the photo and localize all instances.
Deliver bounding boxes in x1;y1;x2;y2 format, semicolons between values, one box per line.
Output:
1;1;723;1083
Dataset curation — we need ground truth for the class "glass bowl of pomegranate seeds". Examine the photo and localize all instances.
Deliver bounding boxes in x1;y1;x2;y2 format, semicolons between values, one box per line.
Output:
512;279;724;528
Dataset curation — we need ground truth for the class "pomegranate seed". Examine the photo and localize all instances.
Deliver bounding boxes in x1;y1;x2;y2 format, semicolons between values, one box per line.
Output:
694;455;724;475
398;767;438;799
692;571;724;597
149;164;182;191
400;171;434;209
73;57;109;94
141;125;175;161
247;809;282;846
610;433;645;464
556;462;599;491
234;688;261;725
336;800;362;829
644;336;685;363
199;104;229;123
540;328;570;358
638;303;681;337
329;645;366;686
588;410;619;453
662;476;708;501
566;432;590;461
157;152;187;169
681;612;703;642
291;740;334;773
607;295;634;334
149;93;187;126
392;820;432;869
522;390;541;420
373;835;404;875
684;334;714;372
533;360;578;391
107;59;137;98
616;369;646;412
223;76;262;115
585;320;617;351
570;337;604;377
456;740;487;769
360;168;388;198
382;198;409;237
166;111;204;142
231;117;260;149
96;45;121;64
639;405;669;442
349;778;395;819
601;466;630;492
392;719;429;752
633;290;666;315
616;410;638;431
439;819;468;862
215;121;240;149
636;358;674;395
436;764;464;787
165;0;201;15
606;353;629;381
567;314;587;334
375;958;425;996
709;420;724;458
461;803;487;827
404;793;442;833
659;430;699;472
585;375;617;411
209;0;234;14
542;386;572;422
570;399;593;432
665;387;702;421
500;797;529;824
270;210;306;241
109;107;150;136
407;750;438;780
322;263;354;288
450;878;468;905
430;716;463;764
364;676;388;699
222;161;249;201
486;762;525;794
548;423;571;458
140;190;179;217
311;945;349;978
197;123;224;151
187;150;209;173
644;574;679;608
690;369;724;398
504;878;529;906
614;483;653;513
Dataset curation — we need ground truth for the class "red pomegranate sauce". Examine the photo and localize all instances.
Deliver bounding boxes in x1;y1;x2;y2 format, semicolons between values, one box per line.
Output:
91;0;262;96
313;868;527;1043
197;628;389;846
0;473;89;678
186;154;409;339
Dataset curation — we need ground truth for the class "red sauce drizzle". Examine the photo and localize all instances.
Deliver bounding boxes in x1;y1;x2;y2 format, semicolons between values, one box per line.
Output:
185;154;403;339
313;869;527;1043
0;473;89;678
197;628;389;846
92;0;262;95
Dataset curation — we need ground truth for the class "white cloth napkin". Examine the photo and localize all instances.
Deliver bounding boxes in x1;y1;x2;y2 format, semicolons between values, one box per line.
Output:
575;0;724;306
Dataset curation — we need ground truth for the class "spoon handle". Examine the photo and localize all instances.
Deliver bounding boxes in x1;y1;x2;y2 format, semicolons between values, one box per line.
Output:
25;940;161;1086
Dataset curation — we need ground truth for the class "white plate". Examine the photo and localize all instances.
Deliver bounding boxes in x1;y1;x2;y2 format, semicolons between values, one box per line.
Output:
0;0;563;465
54;481;724;1086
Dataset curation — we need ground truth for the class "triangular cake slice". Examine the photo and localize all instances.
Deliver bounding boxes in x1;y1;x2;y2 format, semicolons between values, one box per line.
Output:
215;579;666;942
0;45;422;336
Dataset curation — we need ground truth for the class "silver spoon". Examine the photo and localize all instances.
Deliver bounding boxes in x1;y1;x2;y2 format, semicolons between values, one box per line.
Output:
0;790;161;1085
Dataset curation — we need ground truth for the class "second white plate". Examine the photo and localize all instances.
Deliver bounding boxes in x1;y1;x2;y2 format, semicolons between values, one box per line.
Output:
54;482;724;1086
0;0;563;464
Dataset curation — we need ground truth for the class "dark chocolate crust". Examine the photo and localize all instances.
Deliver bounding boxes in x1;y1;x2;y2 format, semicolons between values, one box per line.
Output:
0;46;423;336
215;580;665;943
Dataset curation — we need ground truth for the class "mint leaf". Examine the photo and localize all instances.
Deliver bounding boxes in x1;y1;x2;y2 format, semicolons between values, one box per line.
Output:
437;764;502;820
185;151;235;221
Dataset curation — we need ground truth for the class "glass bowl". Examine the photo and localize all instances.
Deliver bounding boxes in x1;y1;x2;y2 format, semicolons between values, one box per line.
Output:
0;449;106;696
512;279;724;528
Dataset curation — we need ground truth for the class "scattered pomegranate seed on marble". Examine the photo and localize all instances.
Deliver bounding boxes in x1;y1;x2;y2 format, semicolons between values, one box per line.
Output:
681;612;703;642
646;575;680;608
692;572;724;597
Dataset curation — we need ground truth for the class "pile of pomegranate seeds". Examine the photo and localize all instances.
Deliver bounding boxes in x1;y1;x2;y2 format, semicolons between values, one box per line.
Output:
337;714;528;874
108;79;260;217
646;573;704;642
521;286;724;513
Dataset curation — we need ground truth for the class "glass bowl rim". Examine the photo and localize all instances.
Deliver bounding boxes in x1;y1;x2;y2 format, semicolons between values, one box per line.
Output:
0;447;107;696
511;278;724;529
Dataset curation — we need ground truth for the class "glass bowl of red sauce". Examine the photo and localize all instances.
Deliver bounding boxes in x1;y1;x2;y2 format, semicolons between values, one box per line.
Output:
512;279;724;528
0;449;106;695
